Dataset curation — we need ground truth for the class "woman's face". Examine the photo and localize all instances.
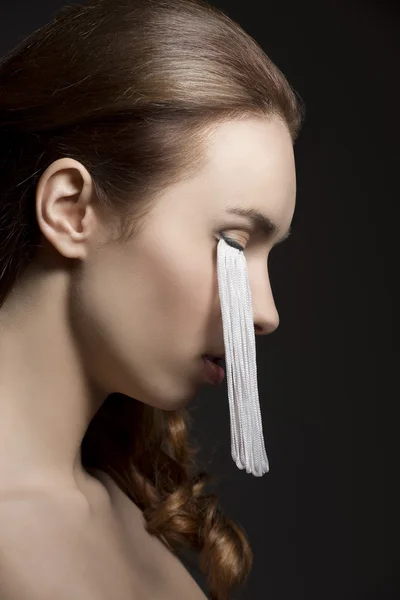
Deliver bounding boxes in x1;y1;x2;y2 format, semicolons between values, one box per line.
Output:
72;117;296;410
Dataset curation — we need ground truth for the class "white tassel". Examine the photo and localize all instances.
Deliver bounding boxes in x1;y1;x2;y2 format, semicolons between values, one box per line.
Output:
216;234;269;476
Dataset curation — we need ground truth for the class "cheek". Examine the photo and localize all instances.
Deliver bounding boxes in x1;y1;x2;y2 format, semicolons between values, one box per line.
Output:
138;242;217;354
69;238;219;400
78;240;217;352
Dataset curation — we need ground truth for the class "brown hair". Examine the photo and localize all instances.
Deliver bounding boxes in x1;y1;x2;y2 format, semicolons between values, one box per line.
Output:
0;0;305;597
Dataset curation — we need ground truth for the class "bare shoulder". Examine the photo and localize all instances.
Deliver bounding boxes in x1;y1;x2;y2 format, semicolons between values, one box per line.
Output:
0;490;142;600
0;491;91;600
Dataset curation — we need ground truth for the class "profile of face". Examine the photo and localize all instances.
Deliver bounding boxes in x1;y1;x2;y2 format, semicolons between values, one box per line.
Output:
35;116;296;412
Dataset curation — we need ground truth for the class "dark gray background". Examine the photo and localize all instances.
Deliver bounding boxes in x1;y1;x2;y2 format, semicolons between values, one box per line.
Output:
1;1;398;598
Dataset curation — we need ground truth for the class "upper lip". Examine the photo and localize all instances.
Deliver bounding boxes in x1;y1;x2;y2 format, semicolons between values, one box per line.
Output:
205;352;225;359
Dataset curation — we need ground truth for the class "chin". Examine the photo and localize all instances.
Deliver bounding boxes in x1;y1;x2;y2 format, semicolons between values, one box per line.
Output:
134;385;198;412
113;363;200;411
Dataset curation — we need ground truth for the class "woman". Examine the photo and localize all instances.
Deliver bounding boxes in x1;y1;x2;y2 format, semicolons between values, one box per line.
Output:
0;0;305;598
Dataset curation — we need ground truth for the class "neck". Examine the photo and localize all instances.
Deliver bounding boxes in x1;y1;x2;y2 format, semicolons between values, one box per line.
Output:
0;265;105;496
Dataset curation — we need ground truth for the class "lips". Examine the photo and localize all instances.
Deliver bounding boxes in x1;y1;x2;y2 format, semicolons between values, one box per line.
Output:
202;355;225;385
203;354;224;365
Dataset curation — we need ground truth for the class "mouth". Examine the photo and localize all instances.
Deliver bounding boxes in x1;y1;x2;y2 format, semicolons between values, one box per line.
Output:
201;354;225;385
203;354;225;366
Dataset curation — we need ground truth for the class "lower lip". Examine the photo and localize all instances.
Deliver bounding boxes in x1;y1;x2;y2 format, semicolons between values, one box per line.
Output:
201;356;225;386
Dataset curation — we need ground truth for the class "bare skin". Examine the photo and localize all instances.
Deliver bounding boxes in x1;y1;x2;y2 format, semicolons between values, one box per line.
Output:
0;116;296;597
0;468;207;599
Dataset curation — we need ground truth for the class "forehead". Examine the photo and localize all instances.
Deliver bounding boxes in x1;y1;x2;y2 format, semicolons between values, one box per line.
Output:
131;116;297;241
204;117;296;210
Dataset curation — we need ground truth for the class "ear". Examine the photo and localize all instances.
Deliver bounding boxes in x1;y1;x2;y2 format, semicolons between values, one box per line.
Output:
35;158;99;260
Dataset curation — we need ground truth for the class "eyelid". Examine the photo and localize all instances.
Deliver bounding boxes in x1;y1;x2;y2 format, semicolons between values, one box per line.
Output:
219;229;248;250
221;233;244;251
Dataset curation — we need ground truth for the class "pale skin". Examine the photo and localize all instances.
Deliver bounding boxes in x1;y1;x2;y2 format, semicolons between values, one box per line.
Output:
0;116;296;598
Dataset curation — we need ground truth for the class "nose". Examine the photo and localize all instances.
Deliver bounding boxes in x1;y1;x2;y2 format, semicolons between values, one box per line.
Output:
253;300;279;336
251;268;280;336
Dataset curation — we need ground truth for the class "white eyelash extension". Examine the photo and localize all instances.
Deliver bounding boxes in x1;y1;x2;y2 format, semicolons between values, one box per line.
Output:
216;234;269;476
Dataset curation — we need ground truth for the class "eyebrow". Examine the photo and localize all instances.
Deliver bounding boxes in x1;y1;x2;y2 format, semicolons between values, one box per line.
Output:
225;206;291;244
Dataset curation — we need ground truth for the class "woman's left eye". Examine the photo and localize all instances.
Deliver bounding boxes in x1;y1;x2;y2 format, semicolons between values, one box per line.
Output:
219;232;245;251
